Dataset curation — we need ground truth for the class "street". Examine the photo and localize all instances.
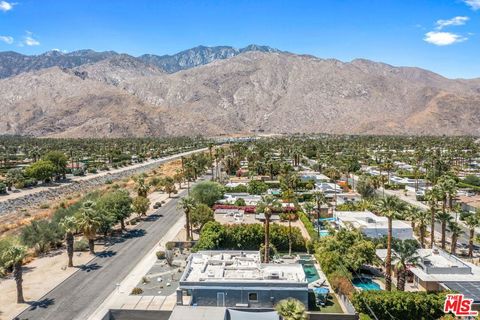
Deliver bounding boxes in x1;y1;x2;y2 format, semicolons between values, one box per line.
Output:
14;178;203;320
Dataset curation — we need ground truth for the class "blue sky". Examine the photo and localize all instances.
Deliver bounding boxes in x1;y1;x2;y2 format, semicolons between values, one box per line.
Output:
0;0;479;79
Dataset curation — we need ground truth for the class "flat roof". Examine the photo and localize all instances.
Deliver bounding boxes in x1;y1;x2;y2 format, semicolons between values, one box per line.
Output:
180;251;307;284
377;248;480;282
336;211;411;229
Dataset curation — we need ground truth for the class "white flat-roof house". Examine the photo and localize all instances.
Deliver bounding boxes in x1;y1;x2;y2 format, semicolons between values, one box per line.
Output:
335;211;413;240
377;248;480;304
177;251;308;308
315;182;342;194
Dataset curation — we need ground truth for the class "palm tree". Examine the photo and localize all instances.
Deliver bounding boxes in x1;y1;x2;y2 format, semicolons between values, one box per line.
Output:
60;216;77;267
414;206;431;248
275;298;307;320
436;210;453;250
393;240;419;291
404;205;420;230
75;201;101;255
177;197;196;241
464;214;479;258
312;191;328;219
1;245;27;303
256;195;281;263
375;195;405;291
424;189;438;248
448;221;464;255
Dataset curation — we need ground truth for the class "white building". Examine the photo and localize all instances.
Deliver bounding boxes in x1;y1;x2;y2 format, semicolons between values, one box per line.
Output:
335;211;413;240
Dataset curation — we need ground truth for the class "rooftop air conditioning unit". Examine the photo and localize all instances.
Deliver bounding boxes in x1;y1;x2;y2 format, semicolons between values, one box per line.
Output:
268;271;280;279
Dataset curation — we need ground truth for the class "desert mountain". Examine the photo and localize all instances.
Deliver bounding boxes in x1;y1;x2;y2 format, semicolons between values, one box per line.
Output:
0;49;479;137
0;50;118;79
138;44;280;73
0;45;279;78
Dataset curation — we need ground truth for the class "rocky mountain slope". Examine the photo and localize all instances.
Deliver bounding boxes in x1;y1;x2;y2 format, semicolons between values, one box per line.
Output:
0;45;278;78
0;49;118;79
0;49;479;137
138;44;280;73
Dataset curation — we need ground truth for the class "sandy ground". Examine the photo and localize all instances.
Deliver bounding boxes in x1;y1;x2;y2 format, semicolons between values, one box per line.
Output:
0;246;99;320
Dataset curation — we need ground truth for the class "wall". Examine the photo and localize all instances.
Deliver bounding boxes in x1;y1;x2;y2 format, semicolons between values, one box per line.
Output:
190;288;309;309
102;309;172;320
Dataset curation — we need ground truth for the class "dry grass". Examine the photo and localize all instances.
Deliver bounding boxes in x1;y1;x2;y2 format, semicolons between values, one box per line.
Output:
0;157;184;237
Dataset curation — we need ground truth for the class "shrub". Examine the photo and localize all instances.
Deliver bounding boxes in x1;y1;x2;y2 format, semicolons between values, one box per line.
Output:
156;251;166;259
88;167;98;174
131;287;143;295
39;203;50;209
20;220;63;254
72;168;85;176
73;239;89;252
0;182;6;194
24;178;38;188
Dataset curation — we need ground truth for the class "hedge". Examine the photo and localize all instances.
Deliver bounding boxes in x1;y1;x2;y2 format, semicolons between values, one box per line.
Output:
194;221;306;252
299;211;318;240
351;291;448;320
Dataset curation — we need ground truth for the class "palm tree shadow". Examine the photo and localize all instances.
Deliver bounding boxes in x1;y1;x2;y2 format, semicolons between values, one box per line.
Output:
95;250;116;258
25;298;55;311
144;214;161;221
77;262;102;272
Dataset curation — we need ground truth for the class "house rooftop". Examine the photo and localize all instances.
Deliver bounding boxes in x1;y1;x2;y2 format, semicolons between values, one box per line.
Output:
377;248;480;282
180;251;306;284
335;211;410;229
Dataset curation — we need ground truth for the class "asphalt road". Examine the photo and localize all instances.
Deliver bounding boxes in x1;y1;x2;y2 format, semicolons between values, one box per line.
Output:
14;178;204;320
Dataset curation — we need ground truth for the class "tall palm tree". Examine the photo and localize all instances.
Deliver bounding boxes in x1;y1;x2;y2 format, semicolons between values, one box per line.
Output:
1;245;27;303
404;206;420;230
60;216;77;267
448;221;464;255
424;189;438;248
375;195;405;291
393;240;419;291
436;210;453;250
256;195;281;263
177;197;196;241
464;214;479;258
75;201;101;255
312;191;328;219
275;298;307;320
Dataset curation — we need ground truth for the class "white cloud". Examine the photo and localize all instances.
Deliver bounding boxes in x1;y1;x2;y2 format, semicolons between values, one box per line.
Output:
0;1;15;12
464;0;480;10
0;35;14;44
436;16;469;30
424;31;467;46
23;31;40;46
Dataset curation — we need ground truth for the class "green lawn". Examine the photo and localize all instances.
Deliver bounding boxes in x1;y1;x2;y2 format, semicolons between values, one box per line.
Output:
308;292;344;313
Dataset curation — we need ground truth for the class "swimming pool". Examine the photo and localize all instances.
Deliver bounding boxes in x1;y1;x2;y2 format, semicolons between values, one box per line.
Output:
302;264;320;283
319;230;330;237
352;277;381;291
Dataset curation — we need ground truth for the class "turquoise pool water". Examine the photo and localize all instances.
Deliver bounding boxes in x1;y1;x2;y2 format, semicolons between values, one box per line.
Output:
319;230;330;237
302;264;320;283
352;278;381;291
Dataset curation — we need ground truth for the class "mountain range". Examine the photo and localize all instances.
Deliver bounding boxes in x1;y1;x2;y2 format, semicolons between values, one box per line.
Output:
0;45;479;137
